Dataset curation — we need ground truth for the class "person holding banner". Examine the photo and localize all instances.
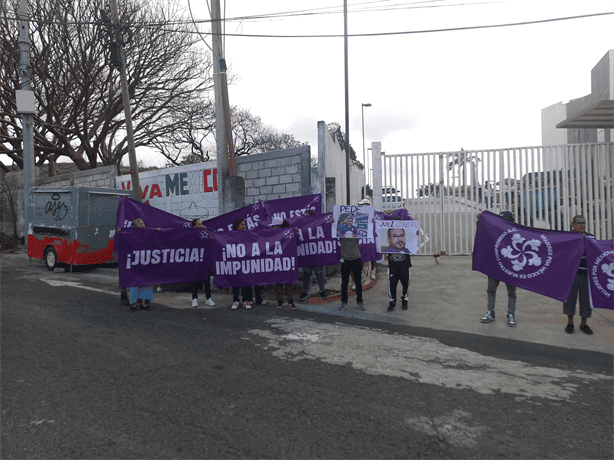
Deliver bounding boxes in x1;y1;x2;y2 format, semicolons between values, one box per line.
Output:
271;217;298;310
338;205;366;312
480;211;518;327
299;209;327;300
229;218;267;310
190;219;215;309
127;218;154;312
230;218;255;310
386;223;412;311
564;215;595;335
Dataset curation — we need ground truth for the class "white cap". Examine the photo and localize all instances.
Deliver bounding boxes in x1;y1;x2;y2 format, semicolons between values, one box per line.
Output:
270;217;284;226
358;198;370;205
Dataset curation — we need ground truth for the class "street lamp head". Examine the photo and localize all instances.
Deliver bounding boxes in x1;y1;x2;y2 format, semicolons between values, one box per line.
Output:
362;103;372;107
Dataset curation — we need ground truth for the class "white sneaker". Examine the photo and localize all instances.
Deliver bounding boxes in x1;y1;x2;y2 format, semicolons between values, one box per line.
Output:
507;313;516;327
370;273;376;279
191;298;198;308
231;301;239;310
244;301;252;310
258;300;267;306
204;297;216;307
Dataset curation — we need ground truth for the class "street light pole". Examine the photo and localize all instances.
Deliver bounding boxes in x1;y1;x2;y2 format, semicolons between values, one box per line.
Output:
361;103;371;195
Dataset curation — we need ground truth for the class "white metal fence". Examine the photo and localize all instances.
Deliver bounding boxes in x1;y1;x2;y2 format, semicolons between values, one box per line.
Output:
379;143;614;255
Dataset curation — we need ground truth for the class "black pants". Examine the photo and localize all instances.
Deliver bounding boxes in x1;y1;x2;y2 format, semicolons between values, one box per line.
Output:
388;258;410;303
341;258;362;304
191;278;211;300
232;286;264;304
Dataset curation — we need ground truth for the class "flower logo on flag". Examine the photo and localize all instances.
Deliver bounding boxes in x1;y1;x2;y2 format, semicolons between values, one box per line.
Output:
602;263;614;291
501;234;542;271
199;229;211;239
183;222;192;228
495;230;553;279
284;230;295;239
324;214;334;224
592;252;614;298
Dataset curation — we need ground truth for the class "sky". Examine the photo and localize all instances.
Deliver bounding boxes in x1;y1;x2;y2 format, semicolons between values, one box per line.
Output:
140;0;614;167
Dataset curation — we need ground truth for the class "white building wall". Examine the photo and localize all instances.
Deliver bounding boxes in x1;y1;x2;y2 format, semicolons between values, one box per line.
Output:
317;121;364;208
541;101;568;172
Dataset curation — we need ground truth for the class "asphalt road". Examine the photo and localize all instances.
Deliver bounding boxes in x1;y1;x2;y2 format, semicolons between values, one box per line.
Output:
2;257;613;459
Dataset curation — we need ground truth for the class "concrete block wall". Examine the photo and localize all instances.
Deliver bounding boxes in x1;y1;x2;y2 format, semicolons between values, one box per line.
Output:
37;165;116;188
236;146;312;204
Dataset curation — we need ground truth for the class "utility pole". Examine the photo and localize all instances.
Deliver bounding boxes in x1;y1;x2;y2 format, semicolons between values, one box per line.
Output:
211;0;229;217
17;0;34;245
211;0;243;216
107;0;141;202
343;0;351;205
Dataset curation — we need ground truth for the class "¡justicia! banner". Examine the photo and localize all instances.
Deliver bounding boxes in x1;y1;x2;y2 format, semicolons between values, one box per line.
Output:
116;227;212;288
473;211;613;309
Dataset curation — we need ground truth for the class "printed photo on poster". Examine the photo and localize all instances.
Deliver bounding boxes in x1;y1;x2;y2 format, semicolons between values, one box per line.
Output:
375;220;419;254
332;205;374;239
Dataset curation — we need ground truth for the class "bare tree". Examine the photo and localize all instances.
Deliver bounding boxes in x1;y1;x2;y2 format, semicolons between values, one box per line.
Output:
232;107;305;156
327;122;359;164
0;0;214;174
158;106;306;166
0;171;19;240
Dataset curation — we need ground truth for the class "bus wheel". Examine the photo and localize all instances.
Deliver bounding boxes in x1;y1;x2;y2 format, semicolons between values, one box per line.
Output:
44;246;58;271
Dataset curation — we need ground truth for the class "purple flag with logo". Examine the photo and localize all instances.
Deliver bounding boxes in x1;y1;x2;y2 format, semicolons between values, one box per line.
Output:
116;227;211;288
203;201;266;232
472;211;585;302
295;213;339;266
263;193;322;220
212;227;299;287
586;238;614;310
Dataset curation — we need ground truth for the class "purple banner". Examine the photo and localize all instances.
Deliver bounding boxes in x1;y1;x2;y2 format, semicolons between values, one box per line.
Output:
390;208;414;220
203;201;266;232
586;238;614;310
212;227;299;287
472;211;585;302
117;227;211;288
262;193;322;220
117;196;190;229
295;213;339;266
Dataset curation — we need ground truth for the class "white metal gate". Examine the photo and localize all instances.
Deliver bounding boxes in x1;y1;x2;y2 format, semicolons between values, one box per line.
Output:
374;143;614;255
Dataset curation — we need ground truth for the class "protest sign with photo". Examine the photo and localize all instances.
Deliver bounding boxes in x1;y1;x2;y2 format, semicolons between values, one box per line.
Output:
332;205;374;239
376;220;420;254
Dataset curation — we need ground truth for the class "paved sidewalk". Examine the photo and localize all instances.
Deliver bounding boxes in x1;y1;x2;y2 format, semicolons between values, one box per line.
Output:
307;255;614;356
6;251;613;355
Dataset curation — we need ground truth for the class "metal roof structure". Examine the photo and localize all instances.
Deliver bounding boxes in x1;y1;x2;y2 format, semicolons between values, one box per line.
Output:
556;99;614;129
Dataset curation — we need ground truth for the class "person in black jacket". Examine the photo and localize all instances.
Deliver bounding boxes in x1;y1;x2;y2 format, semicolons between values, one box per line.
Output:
564;215;595;335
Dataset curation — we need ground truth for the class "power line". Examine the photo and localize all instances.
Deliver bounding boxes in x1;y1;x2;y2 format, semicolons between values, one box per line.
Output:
139;11;614;38
5;10;613;39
